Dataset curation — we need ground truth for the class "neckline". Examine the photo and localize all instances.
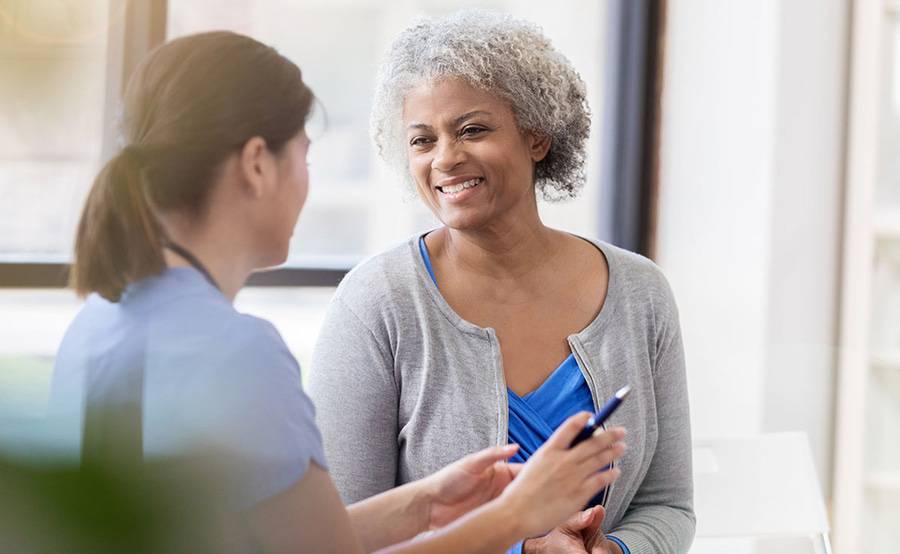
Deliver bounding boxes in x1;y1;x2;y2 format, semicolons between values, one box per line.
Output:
121;266;228;305
515;352;579;402
411;231;620;341
164;241;220;292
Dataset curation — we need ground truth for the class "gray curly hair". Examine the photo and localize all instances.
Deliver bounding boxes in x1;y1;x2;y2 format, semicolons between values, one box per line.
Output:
370;9;591;201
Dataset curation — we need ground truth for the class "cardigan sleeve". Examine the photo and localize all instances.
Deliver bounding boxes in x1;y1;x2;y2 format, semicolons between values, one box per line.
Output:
608;283;696;554
306;296;400;505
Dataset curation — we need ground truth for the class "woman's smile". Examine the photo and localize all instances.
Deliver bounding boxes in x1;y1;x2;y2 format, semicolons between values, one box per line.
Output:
436;176;484;201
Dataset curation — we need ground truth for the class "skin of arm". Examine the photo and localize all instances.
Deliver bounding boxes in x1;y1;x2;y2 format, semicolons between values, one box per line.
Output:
248;464;525;554
247;415;625;554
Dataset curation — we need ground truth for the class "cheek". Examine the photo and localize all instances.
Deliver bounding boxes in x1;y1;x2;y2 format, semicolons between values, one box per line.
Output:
295;166;309;207
409;157;436;196
409;154;430;182
272;165;307;235
493;146;532;189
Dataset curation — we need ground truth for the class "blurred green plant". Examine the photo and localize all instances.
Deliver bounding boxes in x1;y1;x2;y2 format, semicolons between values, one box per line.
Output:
0;451;256;553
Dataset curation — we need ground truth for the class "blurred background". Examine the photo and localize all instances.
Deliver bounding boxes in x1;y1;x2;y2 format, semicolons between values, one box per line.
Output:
0;0;897;553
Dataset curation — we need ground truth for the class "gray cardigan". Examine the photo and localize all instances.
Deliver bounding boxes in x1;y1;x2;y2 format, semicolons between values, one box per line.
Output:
308;236;695;554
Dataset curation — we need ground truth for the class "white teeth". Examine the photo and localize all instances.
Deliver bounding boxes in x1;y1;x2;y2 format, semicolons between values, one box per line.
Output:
440;178;481;194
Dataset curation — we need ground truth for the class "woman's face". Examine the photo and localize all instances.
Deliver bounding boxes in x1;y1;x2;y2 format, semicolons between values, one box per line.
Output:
402;78;549;231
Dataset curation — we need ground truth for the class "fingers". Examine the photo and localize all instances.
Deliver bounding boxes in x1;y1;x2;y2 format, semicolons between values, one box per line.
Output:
462;444;519;473
582;506;605;542
544;412;593;449
571;427;626;463
561;507;601;532
582;467;622;498
591;505;606;524
505;462;524;478
573;441;627;479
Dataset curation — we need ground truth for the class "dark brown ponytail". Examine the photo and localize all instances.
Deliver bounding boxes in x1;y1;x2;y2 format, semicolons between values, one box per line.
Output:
71;32;314;301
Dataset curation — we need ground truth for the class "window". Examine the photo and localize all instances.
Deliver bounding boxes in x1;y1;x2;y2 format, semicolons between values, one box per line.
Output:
166;0;609;267
0;0;112;421
0;0;110;262
0;1;661;422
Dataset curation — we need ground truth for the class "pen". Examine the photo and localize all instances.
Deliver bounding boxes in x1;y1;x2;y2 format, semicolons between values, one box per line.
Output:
569;385;631;447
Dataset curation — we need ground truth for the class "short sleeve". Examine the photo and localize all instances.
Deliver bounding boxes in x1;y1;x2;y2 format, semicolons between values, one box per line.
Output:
216;317;327;506
144;314;327;508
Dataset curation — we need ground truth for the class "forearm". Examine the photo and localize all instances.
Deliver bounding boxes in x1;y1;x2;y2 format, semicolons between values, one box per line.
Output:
377;498;522;554
348;479;430;552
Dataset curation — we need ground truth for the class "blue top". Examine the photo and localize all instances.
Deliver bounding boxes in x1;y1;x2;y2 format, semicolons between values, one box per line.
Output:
50;267;327;508
418;237;629;554
506;355;594;464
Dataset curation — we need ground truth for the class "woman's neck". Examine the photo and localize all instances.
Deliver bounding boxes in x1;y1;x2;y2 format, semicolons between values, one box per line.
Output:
160;217;255;302
436;215;561;282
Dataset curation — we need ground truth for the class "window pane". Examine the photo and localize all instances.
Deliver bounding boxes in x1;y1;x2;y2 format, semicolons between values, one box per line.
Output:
0;0;111;262
0;286;333;421
0;290;82;419
0;1;610;441
167;0;609;266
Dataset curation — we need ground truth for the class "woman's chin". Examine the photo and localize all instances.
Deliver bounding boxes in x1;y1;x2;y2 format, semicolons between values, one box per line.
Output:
437;209;493;233
256;248;290;270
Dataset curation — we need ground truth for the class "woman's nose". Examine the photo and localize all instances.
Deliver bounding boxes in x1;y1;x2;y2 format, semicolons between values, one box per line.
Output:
431;139;465;172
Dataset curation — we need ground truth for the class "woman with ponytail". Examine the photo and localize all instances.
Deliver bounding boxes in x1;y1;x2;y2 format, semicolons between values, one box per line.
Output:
50;31;626;553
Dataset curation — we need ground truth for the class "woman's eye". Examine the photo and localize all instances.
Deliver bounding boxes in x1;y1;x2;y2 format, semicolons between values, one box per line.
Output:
461;125;486;137
409;136;431;147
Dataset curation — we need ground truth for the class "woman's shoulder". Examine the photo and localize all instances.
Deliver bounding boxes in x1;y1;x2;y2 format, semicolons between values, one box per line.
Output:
64;270;295;372
587;239;679;320
330;235;426;312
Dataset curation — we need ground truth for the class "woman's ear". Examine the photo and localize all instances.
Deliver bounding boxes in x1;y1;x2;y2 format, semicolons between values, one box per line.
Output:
239;136;273;198
527;132;552;162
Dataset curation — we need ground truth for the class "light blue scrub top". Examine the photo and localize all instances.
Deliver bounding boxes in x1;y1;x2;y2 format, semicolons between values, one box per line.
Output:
50;267;327;507
419;236;630;554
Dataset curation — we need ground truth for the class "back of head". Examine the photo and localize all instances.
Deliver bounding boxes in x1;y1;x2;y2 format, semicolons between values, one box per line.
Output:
72;31;314;302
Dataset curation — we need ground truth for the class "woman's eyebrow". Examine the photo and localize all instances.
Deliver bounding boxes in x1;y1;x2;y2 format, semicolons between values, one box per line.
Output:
452;110;490;126
406;110;492;132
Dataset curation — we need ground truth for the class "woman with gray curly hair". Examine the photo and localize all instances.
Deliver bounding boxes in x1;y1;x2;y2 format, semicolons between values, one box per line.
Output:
309;10;694;554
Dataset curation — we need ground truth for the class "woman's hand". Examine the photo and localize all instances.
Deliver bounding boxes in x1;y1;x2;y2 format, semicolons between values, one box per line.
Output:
522;508;603;553
526;505;623;554
497;412;626;539
424;444;523;529
580;506;623;554
522;506;622;553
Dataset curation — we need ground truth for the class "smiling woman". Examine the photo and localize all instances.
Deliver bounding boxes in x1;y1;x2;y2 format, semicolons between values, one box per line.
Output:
402;80;552;232
372;10;590;203
309;9;694;554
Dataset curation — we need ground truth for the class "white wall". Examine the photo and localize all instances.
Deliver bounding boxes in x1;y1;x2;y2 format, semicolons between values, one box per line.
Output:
657;0;847;499
763;0;847;499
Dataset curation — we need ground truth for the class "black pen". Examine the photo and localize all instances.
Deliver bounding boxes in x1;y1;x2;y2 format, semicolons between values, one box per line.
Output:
569;385;631;447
